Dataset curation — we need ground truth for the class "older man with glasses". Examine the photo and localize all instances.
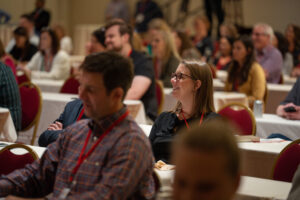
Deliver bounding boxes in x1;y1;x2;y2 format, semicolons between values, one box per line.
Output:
252;23;283;83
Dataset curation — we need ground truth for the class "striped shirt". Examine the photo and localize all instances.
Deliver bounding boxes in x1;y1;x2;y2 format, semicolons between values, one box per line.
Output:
0;62;21;131
0;107;155;199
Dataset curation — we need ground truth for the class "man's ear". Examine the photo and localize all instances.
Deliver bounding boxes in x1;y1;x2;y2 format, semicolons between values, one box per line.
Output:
111;87;124;101
194;80;201;90
122;33;130;44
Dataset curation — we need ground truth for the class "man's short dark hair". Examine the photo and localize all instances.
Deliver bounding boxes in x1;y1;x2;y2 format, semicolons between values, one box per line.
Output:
20;14;34;23
80;51;134;99
105;19;133;43
92;27;106;47
173;119;240;178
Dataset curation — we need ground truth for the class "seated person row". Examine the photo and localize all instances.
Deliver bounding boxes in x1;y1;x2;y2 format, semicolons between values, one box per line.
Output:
225;36;266;108
149;60;219;163
39;20;158;146
0;52;155;199
20;27;70;80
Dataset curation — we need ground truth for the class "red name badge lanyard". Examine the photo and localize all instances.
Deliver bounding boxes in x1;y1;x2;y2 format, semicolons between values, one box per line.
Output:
76;108;85;121
181;110;204;129
69;110;129;184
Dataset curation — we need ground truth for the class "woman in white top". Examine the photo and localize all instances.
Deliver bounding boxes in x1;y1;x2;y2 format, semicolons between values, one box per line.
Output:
22;28;70;80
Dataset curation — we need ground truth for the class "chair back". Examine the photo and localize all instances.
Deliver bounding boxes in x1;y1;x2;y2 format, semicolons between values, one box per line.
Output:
272;139;300;182
217;103;256;135
279;73;284;84
16;70;30;85
60;76;80;94
0;143;38;175
155;80;165;114
19;82;42;145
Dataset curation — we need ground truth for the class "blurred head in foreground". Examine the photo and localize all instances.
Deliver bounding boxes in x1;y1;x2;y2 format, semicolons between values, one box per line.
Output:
172;119;240;200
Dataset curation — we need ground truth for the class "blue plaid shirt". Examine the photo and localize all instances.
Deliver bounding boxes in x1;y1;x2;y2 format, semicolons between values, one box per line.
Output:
0;107;155;199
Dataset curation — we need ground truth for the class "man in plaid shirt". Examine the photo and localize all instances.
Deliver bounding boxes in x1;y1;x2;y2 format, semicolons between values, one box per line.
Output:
0;62;21;132
0;52;155;200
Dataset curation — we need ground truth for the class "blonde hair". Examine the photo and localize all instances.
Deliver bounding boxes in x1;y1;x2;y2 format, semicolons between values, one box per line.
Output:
148;18;171;32
174;60;215;116
156;29;181;65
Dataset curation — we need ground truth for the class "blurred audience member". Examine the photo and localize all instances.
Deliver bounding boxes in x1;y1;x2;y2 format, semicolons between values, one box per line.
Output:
276;78;300;120
39;98;86;147
134;0;163;33
285;24;300;67
214;23;238;56
204;0;225;37
152;29;180;87
146;18;171;55
172;119;240;200
86;27;106;54
105;20;157;121
192;15;214;62
149;60;218;163
22;28;70;80
105;0;130;23
9;27;38;63
6;14;39;53
252;23;283;83
30;0;51;34
273;31;294;76
225;36;266;108
0;39;16;79
219;23;239;38
173;30;201;59
0;62;21;132
53;24;73;54
214;36;234;71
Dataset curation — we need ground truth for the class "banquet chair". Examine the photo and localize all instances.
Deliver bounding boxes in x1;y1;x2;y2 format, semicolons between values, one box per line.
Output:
16;70;31;85
0;143;38;175
59;75;80;94
19;82;42;145
272;139;300;182
155;80;165;114
217;103;256;135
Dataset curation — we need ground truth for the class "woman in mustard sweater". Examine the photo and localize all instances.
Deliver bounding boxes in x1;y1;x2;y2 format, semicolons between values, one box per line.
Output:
225;36;266;108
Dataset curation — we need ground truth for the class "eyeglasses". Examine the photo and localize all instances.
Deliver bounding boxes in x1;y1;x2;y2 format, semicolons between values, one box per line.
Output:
252;32;267;37
171;72;195;81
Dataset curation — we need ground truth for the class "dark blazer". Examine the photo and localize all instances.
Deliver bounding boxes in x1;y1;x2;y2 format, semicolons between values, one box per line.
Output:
38;98;87;147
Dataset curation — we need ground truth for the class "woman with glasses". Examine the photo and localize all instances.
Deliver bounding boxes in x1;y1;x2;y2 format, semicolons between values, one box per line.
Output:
225;36;266;108
149;60;218;163
20;27;70;80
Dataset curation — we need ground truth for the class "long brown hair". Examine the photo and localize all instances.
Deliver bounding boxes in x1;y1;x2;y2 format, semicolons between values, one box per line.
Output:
174;60;215;116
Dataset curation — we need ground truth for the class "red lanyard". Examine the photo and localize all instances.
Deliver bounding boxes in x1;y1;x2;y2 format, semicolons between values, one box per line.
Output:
76;108;85;121
127;49;132;57
181;110;204;129
69;110;129;183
